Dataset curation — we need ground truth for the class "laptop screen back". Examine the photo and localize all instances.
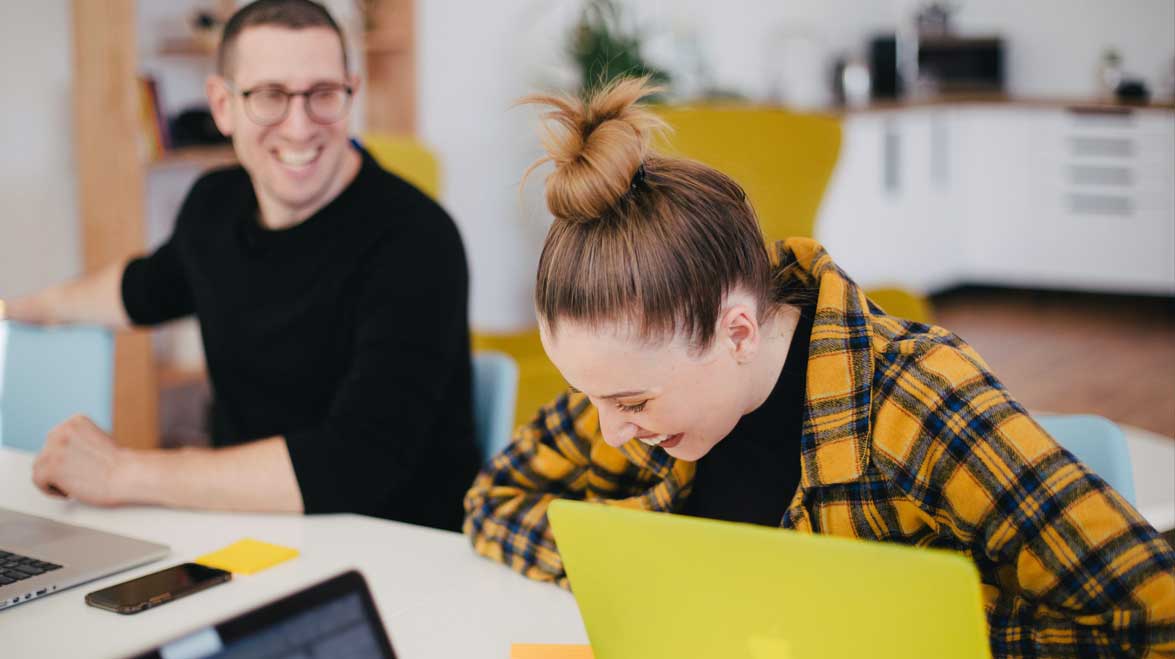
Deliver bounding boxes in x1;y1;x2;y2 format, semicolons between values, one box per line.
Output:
547;499;992;659
129;570;395;659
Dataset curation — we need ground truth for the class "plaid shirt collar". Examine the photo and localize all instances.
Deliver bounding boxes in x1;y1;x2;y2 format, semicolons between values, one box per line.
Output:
783;237;873;488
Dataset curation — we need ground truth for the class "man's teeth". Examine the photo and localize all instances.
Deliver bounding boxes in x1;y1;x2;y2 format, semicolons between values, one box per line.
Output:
277;148;317;166
637;434;668;446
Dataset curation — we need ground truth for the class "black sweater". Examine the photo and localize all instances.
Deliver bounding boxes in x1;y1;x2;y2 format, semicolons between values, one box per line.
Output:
122;148;478;531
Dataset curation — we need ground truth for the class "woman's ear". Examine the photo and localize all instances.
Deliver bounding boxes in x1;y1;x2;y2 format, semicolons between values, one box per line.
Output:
718;303;760;364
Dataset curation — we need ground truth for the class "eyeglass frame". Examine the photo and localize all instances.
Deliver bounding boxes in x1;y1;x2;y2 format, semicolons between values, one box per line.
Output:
222;80;355;127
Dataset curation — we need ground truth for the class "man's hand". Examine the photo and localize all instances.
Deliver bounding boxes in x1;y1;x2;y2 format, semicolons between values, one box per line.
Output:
32;415;130;506
30;417;302;513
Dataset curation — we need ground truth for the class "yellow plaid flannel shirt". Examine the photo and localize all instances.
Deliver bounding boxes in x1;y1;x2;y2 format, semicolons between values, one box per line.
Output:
464;238;1175;658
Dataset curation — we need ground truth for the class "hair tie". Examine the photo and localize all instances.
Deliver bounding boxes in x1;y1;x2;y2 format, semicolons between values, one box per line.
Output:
630;164;647;192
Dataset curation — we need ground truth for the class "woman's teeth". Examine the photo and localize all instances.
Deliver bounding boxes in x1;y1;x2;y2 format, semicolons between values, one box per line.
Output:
637;434;668;446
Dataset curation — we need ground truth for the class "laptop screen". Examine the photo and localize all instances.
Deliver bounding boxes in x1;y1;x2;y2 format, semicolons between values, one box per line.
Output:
129;570;396;659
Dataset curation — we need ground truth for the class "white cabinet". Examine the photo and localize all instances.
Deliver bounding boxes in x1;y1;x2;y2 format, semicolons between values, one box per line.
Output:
894;108;965;293
817;105;1175;296
816;112;895;288
953;108;1047;284
818;108;962;294
1023;109;1175;293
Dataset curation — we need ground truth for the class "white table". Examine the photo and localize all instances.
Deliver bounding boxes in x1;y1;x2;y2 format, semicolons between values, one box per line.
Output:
0;448;588;658
1120;425;1175;533
5;428;1170;659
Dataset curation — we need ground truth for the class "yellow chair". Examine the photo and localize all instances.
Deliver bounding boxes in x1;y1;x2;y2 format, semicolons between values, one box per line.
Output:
652;105;841;241
361;133;441;200
866;287;934;324
654;105;933;324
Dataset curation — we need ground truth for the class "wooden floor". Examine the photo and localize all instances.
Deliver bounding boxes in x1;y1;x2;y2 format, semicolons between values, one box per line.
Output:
931;288;1175;439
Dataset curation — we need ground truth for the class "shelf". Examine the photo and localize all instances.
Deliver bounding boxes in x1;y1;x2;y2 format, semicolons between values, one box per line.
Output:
157;364;207;389
156;37;218;59
363;31;410;54
149;144;237;171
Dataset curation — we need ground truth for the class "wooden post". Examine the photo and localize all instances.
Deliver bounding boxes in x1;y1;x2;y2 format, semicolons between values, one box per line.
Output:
71;0;158;449
363;0;416;135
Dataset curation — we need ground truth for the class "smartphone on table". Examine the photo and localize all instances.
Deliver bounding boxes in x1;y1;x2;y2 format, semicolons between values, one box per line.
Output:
85;563;231;614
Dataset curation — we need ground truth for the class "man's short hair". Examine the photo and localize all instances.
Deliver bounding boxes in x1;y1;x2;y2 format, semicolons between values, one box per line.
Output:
217;0;349;77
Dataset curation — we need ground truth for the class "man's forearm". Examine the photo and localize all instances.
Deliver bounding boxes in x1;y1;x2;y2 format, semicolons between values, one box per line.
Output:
3;259;132;328
116;436;304;513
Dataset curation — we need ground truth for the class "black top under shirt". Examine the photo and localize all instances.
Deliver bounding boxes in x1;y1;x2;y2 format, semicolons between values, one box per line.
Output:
121;147;479;531
681;306;815;527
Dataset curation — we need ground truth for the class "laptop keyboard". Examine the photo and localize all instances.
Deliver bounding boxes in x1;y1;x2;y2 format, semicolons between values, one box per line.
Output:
0;550;62;586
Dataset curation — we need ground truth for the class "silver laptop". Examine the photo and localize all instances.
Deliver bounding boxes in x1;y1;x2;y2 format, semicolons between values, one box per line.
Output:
0;507;168;610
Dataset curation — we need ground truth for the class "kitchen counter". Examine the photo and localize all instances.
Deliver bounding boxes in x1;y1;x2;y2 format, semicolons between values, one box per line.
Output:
836;92;1175;114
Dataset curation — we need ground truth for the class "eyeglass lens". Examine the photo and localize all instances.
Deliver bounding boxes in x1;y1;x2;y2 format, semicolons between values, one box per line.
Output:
245;86;351;125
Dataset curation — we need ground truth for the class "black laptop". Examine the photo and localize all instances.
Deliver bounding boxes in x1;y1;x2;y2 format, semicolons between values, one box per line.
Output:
127;570;397;659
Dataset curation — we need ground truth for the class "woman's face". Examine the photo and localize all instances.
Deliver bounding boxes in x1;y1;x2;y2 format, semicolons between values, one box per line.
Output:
540;314;756;462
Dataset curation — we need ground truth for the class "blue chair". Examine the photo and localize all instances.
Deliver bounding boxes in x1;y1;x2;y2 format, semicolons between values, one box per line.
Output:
472;351;519;462
1037;414;1136;505
0;321;114;452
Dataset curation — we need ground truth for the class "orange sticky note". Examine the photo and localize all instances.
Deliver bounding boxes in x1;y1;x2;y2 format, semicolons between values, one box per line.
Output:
510;645;594;659
195;538;299;575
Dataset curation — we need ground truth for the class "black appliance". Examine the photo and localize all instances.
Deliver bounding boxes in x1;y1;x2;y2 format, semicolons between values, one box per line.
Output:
916;36;1005;93
869;34;903;99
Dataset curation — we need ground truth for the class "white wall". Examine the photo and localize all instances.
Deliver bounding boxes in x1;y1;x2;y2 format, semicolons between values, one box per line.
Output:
0;1;79;299
417;1;576;331
950;0;1175;98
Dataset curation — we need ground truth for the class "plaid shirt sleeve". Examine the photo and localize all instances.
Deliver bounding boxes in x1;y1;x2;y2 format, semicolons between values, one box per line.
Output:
871;335;1175;658
463;391;693;587
462;392;592;585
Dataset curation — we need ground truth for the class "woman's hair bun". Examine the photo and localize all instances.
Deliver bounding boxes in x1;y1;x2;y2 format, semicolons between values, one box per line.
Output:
522;76;666;223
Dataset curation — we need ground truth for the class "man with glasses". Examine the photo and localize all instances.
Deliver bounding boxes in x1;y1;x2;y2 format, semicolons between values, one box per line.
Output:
2;0;479;531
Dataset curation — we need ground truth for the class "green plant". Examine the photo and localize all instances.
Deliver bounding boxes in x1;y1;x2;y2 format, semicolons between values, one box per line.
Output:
570;0;671;96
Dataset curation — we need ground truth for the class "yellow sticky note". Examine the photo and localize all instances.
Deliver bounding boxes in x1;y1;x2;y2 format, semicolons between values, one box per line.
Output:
195;538;299;575
510;645;594;659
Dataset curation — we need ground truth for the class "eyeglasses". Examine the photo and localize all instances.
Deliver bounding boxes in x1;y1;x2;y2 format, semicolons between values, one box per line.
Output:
225;81;354;126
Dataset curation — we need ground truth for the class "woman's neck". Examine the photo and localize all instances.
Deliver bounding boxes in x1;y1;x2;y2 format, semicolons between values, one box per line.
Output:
743;305;803;415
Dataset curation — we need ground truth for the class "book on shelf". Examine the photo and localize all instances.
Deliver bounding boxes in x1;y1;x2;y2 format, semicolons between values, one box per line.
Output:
136;75;173;161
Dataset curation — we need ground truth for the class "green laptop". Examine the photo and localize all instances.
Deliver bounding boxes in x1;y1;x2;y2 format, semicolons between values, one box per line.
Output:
547;499;991;659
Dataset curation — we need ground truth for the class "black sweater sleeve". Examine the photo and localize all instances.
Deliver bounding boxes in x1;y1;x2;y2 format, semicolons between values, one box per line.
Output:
283;204;471;516
120;175;213;326
121;233;194;326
